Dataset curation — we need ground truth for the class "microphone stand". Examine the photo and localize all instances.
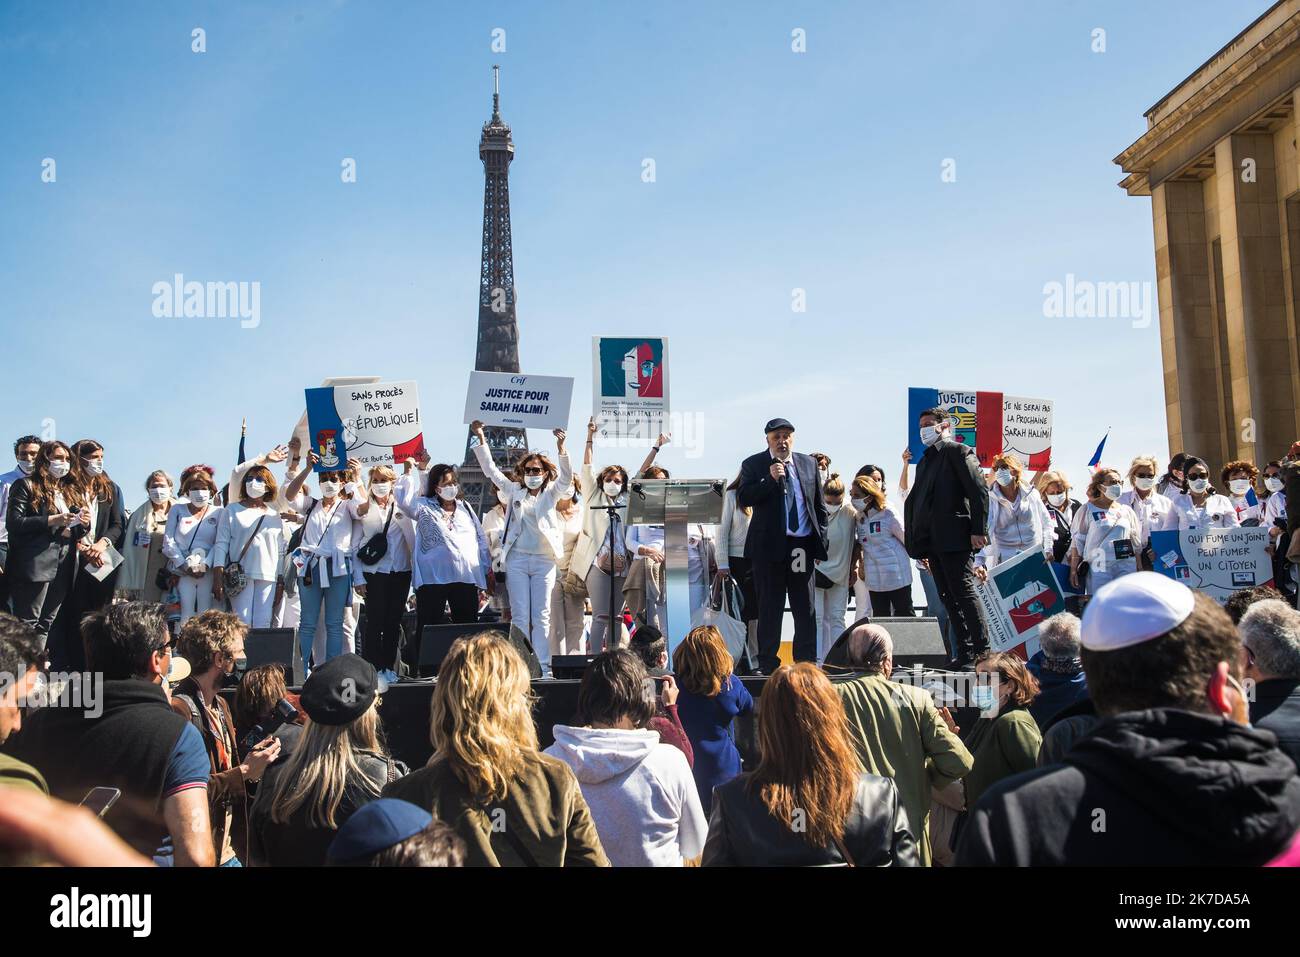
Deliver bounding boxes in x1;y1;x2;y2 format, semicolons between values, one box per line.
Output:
600;501;623;652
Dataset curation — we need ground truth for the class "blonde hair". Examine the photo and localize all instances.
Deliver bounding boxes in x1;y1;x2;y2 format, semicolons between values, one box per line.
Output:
1086;467;1122;500
672;626;735;698
428;633;538;804
1036;470;1070;499
368;465;397;486
1127;456;1159;482
823;472;845;497
851;475;886;513
269;702;383;828
991;453;1024;484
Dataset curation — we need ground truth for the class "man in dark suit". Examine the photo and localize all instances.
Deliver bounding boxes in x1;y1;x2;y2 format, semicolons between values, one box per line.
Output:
738;418;828;672
903;407;989;667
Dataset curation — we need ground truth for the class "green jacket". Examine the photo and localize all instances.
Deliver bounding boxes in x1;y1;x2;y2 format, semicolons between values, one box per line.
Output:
382;749;609;867
836;672;973;866
0;751;48;795
962;707;1042;809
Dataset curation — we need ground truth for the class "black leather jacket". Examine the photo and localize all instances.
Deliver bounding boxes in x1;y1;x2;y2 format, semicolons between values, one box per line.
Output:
702;771;918;866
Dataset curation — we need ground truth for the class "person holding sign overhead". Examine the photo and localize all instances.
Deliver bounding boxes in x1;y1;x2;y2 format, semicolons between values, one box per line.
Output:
1167;456;1240;532
282;453;366;677
470;420;572;677
1067;468;1142;597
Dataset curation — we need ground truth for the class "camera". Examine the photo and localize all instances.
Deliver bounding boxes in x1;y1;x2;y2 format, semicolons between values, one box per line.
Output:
240;697;298;754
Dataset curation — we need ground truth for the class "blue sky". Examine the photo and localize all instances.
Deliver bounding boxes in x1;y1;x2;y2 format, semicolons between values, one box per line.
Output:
0;0;1268;500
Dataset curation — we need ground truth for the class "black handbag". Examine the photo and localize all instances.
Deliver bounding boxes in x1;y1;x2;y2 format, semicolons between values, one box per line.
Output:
285;500;318;554
356;502;394;566
224;513;267;598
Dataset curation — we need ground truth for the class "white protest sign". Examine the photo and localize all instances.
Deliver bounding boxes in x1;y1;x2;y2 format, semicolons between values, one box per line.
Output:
464;371;574;431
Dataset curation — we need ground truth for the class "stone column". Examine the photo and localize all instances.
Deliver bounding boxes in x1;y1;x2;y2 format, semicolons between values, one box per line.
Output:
1151;179;1225;465
1217;133;1297;466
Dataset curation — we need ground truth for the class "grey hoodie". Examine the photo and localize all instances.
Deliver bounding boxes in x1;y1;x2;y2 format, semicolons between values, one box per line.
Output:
545;725;708;867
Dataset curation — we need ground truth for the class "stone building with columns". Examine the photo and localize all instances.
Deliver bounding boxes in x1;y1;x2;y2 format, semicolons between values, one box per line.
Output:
1116;0;1300;471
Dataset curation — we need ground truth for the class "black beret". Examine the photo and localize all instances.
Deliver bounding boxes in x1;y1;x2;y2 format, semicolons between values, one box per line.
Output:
300;654;378;726
764;418;795;433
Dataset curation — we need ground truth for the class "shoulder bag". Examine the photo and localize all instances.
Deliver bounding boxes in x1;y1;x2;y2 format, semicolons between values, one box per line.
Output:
224;511;268;598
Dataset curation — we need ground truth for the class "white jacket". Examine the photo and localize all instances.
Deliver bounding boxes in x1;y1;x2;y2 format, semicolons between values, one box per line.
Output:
980;483;1053;568
212;503;286;582
815;503;857;585
570;460;630;581
544;725;706;867
716;487;751;567
473;443;573;562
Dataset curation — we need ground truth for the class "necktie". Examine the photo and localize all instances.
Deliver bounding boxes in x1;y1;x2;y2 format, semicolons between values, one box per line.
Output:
786;468;799;534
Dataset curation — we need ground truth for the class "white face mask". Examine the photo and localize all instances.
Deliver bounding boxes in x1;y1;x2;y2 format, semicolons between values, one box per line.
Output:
1104;483;1123;501
189;489;211;506
48;460;70;479
148;486;171;504
245;480;267;499
850;497;867;511
437;484;459;502
825;500;842;513
82;458;104;476
1047;492;1066;507
370;482;392;497
995;468;1013;487
920;424;943;447
1189;478;1210;494
603;481;623;498
319;481;340;498
524;475;544;490
818;468;829;484
1229;479;1251;496
16;458;35;475
1134;476;1156;492
1266;476;1284;493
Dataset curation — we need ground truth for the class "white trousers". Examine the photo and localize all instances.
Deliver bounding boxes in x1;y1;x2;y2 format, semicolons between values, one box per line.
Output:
851;579;873;621
177;573;215;626
230;580;276;629
815;581;850;662
506;550;556;672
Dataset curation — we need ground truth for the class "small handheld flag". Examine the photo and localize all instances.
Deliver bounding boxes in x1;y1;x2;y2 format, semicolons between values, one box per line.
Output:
1088;429;1109;471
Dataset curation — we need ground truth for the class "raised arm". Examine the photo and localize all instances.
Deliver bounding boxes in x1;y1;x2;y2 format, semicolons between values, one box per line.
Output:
469;420;513;492
282;451;316;505
636;432;670;477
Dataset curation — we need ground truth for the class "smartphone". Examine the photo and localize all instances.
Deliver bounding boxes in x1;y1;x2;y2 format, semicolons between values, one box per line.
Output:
80;786;121;817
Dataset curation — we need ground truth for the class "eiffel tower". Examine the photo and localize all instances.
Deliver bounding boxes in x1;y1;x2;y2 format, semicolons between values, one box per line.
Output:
459;65;529;516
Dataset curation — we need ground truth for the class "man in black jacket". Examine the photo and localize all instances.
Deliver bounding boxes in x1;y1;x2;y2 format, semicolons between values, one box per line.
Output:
1239;598;1300;770
902;407;989;666
6;602;216;865
738;418;828;672
957;573;1300;866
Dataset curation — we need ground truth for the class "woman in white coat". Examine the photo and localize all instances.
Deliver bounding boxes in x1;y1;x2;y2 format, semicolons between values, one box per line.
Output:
978;453;1053;575
813;473;856;662
1068;467;1142;597
163;466;224;626
212;463;286;628
717;472;757;669
470;420;571;676
116;470;175;603
1167;456;1241;532
549;481;588;657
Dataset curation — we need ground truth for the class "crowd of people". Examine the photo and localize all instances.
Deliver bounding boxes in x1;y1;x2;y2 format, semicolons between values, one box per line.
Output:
1;409;1300;867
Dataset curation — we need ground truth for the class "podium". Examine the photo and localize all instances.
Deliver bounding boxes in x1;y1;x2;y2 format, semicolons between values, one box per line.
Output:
626;478;726;651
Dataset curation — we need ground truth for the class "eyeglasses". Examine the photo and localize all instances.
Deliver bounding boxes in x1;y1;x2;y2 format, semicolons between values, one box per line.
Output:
523;467;545;476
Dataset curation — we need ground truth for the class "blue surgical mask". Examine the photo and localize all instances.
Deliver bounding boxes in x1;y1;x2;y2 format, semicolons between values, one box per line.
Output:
970;686;996;711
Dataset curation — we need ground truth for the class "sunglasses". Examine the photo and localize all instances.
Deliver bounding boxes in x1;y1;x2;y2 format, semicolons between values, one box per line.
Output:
523;467;545;476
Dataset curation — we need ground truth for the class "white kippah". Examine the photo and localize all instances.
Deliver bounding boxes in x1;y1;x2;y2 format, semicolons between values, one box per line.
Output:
1080;571;1196;652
